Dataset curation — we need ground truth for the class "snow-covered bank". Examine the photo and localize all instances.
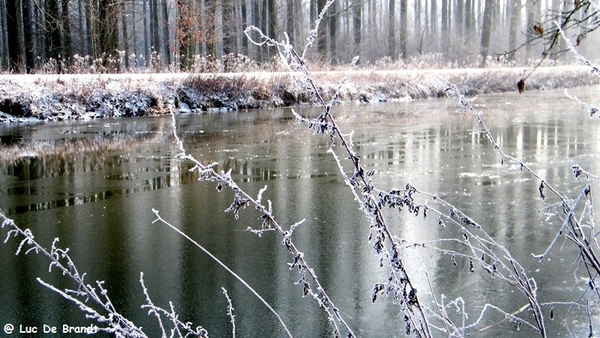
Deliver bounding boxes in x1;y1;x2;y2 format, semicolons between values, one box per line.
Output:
0;66;597;122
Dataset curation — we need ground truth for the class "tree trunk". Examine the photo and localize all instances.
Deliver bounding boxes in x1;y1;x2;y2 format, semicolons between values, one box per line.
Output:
352;0;361;58
328;0;337;63
77;0;86;56
150;0;160;63
132;0;137;66
424;0;429;42
22;0;35;72
268;0;277;38
479;0;493;67
212;0;222;60
251;0;260;61
85;0;94;57
0;0;7;70
176;0;190;70
508;0;520;61
465;0;474;34
160;0;171;66
414;0;420;37
430;0;437;41
6;0;23;72
285;0;294;46
61;0;72;60
400;0;407;60
240;0;248;55
45;0;61;62
143;0;149;61
388;0;396;60
441;0;448;53
455;0;464;38
223;0;234;56
99;0;119;71
317;0;327;60
258;0;268;60
121;1;130;69
525;0;534;58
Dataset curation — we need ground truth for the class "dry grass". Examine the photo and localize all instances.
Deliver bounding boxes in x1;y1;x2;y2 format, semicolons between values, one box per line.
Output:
0;64;598;123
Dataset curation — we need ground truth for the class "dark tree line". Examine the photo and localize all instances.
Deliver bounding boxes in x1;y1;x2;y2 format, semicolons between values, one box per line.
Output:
1;0;599;73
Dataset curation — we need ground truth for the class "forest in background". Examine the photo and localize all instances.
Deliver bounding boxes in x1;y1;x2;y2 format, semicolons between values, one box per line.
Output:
2;0;600;74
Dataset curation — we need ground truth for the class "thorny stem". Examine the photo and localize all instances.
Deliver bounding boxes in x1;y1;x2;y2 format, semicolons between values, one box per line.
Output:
445;80;600;334
168;110;355;337
1;212;147;337
554;21;600;76
564;90;599;119
517;7;585;82
450;88;553;336
398;193;550;336
278;10;433;338
222;288;236;338
139;272;210;337
151;209;294;338
558;22;600;119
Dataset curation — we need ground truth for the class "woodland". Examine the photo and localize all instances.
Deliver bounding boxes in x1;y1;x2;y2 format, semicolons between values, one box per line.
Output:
2;0;599;73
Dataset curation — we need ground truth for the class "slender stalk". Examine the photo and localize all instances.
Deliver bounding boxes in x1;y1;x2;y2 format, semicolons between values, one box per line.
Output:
151;209;293;338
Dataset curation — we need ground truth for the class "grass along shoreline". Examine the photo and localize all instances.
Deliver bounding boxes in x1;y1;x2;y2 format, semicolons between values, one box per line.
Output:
0;66;597;123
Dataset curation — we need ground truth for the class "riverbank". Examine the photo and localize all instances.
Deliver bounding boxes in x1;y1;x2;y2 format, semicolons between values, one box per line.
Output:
0;66;597;122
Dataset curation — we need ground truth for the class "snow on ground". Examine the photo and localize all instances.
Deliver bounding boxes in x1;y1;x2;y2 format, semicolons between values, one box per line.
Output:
0;66;597;123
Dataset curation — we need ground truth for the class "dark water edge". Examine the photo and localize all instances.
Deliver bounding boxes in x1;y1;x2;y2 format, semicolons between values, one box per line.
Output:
0;66;598;123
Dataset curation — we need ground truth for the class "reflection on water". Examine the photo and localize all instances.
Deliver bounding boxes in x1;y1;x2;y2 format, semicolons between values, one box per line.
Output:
1;87;599;337
2;152;200;215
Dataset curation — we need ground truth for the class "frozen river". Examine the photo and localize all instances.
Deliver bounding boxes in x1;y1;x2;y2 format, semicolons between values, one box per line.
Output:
1;86;599;337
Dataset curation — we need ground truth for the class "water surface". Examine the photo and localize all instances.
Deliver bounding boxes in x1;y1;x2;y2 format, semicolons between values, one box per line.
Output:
1;86;599;337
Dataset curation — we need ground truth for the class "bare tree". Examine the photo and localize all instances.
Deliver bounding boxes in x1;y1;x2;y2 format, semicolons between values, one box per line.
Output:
430;0;437;44
525;0;536;58
22;0;35;72
400;0;407;59
508;0;521;61
45;0;61;62
0;0;7;70
479;0;494;66
62;0;73;59
6;0;23;72
150;0;160;61
328;0;337;63
160;0;171;66
352;0;361;59
388;0;396;59
455;0;464;39
441;0;449;54
121;1;129;69
98;0;119;70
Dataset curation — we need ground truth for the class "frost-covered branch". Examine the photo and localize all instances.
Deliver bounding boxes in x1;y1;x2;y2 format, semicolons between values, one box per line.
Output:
1;211;215;338
555;20;600;121
445;81;600;332
139;272;209;338
150;209;294;338
451;83;600;275
222;288;236;338
1;212;147;337
554;21;600;76
248;3;437;337
565;89;599;118
167;103;355;336
244;1;559;336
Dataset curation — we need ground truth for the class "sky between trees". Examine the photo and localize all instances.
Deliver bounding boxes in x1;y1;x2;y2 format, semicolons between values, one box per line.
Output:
1;0;599;73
